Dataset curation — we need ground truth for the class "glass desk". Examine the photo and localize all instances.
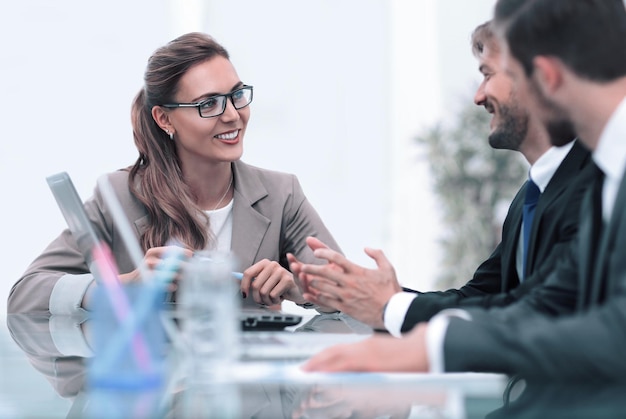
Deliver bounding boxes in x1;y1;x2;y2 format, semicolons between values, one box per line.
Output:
1;312;509;419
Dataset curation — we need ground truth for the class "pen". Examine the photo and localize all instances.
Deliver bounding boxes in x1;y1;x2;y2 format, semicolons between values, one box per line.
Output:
194;255;243;280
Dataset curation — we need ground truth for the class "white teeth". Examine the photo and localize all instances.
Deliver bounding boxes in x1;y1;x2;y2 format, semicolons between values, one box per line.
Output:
216;130;238;140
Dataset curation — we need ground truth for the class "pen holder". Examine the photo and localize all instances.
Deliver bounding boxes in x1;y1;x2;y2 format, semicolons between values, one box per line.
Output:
87;282;167;391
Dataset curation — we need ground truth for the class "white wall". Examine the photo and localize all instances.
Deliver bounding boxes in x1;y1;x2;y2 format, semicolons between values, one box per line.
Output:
0;1;171;317
389;0;497;290
0;0;496;316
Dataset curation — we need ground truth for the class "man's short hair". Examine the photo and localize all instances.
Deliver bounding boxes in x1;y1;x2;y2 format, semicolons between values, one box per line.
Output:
471;20;498;57
494;0;626;81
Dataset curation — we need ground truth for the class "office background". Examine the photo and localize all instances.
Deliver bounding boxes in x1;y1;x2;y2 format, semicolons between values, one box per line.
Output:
0;0;497;316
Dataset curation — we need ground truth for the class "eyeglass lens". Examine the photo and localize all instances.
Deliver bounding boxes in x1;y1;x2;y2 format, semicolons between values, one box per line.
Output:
199;87;252;117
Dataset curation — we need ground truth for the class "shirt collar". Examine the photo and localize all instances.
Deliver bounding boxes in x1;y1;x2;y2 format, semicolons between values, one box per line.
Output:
593;96;626;182
529;140;576;193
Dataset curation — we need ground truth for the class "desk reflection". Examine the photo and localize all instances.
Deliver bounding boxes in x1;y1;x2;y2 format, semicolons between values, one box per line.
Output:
5;313;506;419
488;378;626;419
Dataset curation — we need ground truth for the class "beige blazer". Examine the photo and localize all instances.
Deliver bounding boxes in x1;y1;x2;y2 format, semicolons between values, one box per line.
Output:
8;160;341;313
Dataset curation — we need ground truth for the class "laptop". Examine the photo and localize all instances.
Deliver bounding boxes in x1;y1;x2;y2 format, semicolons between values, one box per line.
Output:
240;308;302;331
46;171;302;331
46;172;102;266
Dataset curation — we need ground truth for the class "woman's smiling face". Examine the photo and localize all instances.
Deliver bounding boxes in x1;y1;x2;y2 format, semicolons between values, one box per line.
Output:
164;56;250;166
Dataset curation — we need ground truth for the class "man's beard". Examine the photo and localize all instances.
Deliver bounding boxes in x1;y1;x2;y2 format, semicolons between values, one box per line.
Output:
488;101;529;151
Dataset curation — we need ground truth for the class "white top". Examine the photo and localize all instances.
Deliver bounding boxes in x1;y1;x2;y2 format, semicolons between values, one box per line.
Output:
205;198;234;253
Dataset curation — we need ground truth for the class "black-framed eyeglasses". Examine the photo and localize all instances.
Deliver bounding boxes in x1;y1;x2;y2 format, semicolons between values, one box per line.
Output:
160;85;253;118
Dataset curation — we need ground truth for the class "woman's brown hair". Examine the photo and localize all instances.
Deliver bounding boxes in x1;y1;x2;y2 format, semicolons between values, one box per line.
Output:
129;32;230;251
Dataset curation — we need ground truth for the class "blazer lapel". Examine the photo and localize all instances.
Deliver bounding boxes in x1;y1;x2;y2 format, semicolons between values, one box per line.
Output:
525;141;590;274
229;161;271;272
590;170;626;303
501;190;524;290
577;189;596;310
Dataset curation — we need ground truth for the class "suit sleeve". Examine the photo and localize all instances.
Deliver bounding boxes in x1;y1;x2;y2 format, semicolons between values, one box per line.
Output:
442;296;626;380
400;243;505;332
468;242;581;323
440;239;621;380
7;199;106;315
7;175;121;315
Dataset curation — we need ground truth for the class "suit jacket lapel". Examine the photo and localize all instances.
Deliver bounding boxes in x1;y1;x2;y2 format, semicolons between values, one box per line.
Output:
526;141;589;274
590;169;626;303
501;188;524;290
229;161;271;272
577;189;596;310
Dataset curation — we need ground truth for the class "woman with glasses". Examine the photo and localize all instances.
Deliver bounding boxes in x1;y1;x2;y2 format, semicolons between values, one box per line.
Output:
8;32;340;314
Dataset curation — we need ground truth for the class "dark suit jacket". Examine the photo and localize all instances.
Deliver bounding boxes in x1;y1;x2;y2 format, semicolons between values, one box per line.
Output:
401;141;592;331
444;161;626;380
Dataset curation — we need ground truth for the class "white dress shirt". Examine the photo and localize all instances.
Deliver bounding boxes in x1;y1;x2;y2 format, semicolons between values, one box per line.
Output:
593;97;626;223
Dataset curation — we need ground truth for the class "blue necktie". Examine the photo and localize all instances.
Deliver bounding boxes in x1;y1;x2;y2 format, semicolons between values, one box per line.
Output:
522;179;540;279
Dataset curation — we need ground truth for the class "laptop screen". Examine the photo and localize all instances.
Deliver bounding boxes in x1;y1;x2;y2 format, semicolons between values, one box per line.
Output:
46;172;102;265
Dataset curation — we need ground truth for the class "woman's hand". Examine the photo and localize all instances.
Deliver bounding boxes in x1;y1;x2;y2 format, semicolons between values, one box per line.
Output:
118;246;193;284
81;246;193;310
240;259;305;306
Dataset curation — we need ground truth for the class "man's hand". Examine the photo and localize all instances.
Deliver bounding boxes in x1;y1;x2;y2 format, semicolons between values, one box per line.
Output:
287;236;345;313
289;236;402;329
301;323;430;372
